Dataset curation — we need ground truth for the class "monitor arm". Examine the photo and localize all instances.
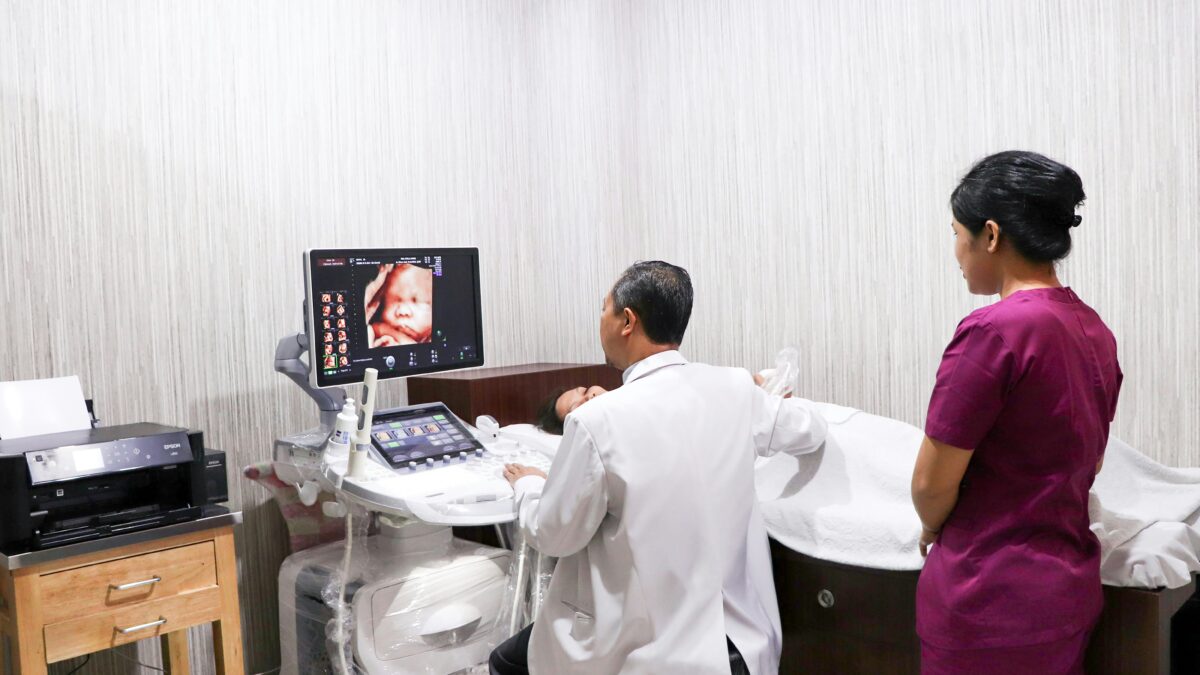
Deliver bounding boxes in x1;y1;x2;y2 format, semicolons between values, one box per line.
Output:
274;332;346;430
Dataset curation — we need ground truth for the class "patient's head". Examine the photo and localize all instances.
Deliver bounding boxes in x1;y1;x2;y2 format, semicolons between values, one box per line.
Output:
534;385;609;434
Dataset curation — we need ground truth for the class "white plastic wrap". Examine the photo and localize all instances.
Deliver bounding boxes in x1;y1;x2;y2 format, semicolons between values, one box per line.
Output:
279;518;512;675
758;346;800;397
494;526;530;638
494;525;556;644
323;502;373;674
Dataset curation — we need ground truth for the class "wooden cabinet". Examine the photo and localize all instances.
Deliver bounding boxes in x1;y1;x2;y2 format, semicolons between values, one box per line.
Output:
0;522;243;675
772;541;921;674
43;586;223;663
39;541;217;626
408;363;623;427
772;541;1199;675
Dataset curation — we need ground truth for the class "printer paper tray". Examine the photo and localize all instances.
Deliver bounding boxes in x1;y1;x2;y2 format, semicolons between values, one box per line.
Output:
35;506;203;550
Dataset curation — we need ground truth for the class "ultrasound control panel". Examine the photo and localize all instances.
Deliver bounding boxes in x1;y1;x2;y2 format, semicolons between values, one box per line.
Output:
368;403;485;470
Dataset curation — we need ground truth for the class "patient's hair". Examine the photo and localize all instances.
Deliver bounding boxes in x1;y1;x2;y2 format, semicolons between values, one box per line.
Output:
950;150;1085;263
534;386;569;435
610;261;693;345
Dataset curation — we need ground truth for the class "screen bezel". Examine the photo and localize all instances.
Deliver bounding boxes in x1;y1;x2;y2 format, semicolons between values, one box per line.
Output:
303;247;485;388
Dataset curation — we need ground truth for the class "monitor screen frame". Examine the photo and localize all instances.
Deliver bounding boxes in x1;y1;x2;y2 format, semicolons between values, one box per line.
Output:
303;247;485;389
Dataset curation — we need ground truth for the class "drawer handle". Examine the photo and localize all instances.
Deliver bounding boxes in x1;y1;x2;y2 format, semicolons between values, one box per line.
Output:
115;617;167;635
817;589;835;609
111;576;162;592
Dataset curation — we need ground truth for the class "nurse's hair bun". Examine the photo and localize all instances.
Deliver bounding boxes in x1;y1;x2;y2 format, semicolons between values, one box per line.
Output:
950;150;1085;263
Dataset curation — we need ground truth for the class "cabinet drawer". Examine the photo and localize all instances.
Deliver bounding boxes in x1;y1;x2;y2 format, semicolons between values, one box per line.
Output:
772;541;920;645
44;586;222;663
40;541;217;625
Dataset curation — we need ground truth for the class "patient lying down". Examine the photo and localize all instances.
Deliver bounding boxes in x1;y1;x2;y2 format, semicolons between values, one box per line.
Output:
517;383;1200;590
533;386;609;435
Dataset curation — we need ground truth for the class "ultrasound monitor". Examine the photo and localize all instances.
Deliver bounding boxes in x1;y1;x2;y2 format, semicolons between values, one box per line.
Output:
304;248;484;388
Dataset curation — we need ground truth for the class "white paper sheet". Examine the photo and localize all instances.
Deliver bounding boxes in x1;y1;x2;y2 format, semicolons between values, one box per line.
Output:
0;376;93;439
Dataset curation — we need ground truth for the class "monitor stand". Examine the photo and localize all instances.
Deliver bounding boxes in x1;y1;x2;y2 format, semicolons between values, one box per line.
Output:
273;331;348;488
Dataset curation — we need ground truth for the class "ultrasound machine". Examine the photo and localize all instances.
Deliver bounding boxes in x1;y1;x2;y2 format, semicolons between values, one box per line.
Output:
271;248;551;674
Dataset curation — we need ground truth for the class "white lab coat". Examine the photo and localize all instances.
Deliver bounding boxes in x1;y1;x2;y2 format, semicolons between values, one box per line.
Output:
513;351;827;675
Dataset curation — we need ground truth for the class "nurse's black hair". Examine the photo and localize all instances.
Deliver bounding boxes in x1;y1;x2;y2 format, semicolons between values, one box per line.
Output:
534;387;569;434
610;260;693;345
950;151;1086;263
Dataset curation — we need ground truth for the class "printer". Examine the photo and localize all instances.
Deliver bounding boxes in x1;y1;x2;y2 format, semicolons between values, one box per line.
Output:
0;423;213;553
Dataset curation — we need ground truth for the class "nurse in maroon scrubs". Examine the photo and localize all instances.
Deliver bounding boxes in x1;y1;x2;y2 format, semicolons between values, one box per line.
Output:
911;151;1122;674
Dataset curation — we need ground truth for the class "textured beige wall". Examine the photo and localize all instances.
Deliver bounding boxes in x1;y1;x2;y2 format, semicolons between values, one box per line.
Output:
2;1;1197;672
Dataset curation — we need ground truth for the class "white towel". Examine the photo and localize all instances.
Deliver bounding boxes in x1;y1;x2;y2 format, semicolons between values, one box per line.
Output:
1090;437;1200;588
755;403;926;570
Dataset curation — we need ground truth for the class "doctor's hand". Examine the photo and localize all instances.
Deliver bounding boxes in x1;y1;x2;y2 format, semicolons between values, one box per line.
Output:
919;527;939;557
752;371;793;398
503;463;547;486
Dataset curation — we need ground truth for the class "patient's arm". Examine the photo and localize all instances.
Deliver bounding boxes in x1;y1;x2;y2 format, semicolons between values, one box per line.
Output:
749;372;827;458
912;435;974;552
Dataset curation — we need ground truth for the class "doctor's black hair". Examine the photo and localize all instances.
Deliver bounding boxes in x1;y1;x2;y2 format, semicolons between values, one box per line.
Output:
950;150;1086;263
610;261;693;346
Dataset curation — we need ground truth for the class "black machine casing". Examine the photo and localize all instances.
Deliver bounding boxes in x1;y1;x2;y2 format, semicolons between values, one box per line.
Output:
0;423;208;553
204;448;229;504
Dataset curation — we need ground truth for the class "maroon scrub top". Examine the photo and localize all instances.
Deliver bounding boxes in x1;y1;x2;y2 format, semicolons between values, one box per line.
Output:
919;287;1123;649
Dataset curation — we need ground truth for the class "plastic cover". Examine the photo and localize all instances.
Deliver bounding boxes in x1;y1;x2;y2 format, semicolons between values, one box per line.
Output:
758;346;800;397
494;525;557;644
279;513;518;674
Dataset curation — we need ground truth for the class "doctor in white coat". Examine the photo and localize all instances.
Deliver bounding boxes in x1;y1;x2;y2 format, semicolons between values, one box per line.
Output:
490;261;827;675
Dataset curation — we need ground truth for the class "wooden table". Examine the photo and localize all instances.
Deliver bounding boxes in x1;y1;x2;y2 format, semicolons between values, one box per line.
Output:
0;510;244;675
